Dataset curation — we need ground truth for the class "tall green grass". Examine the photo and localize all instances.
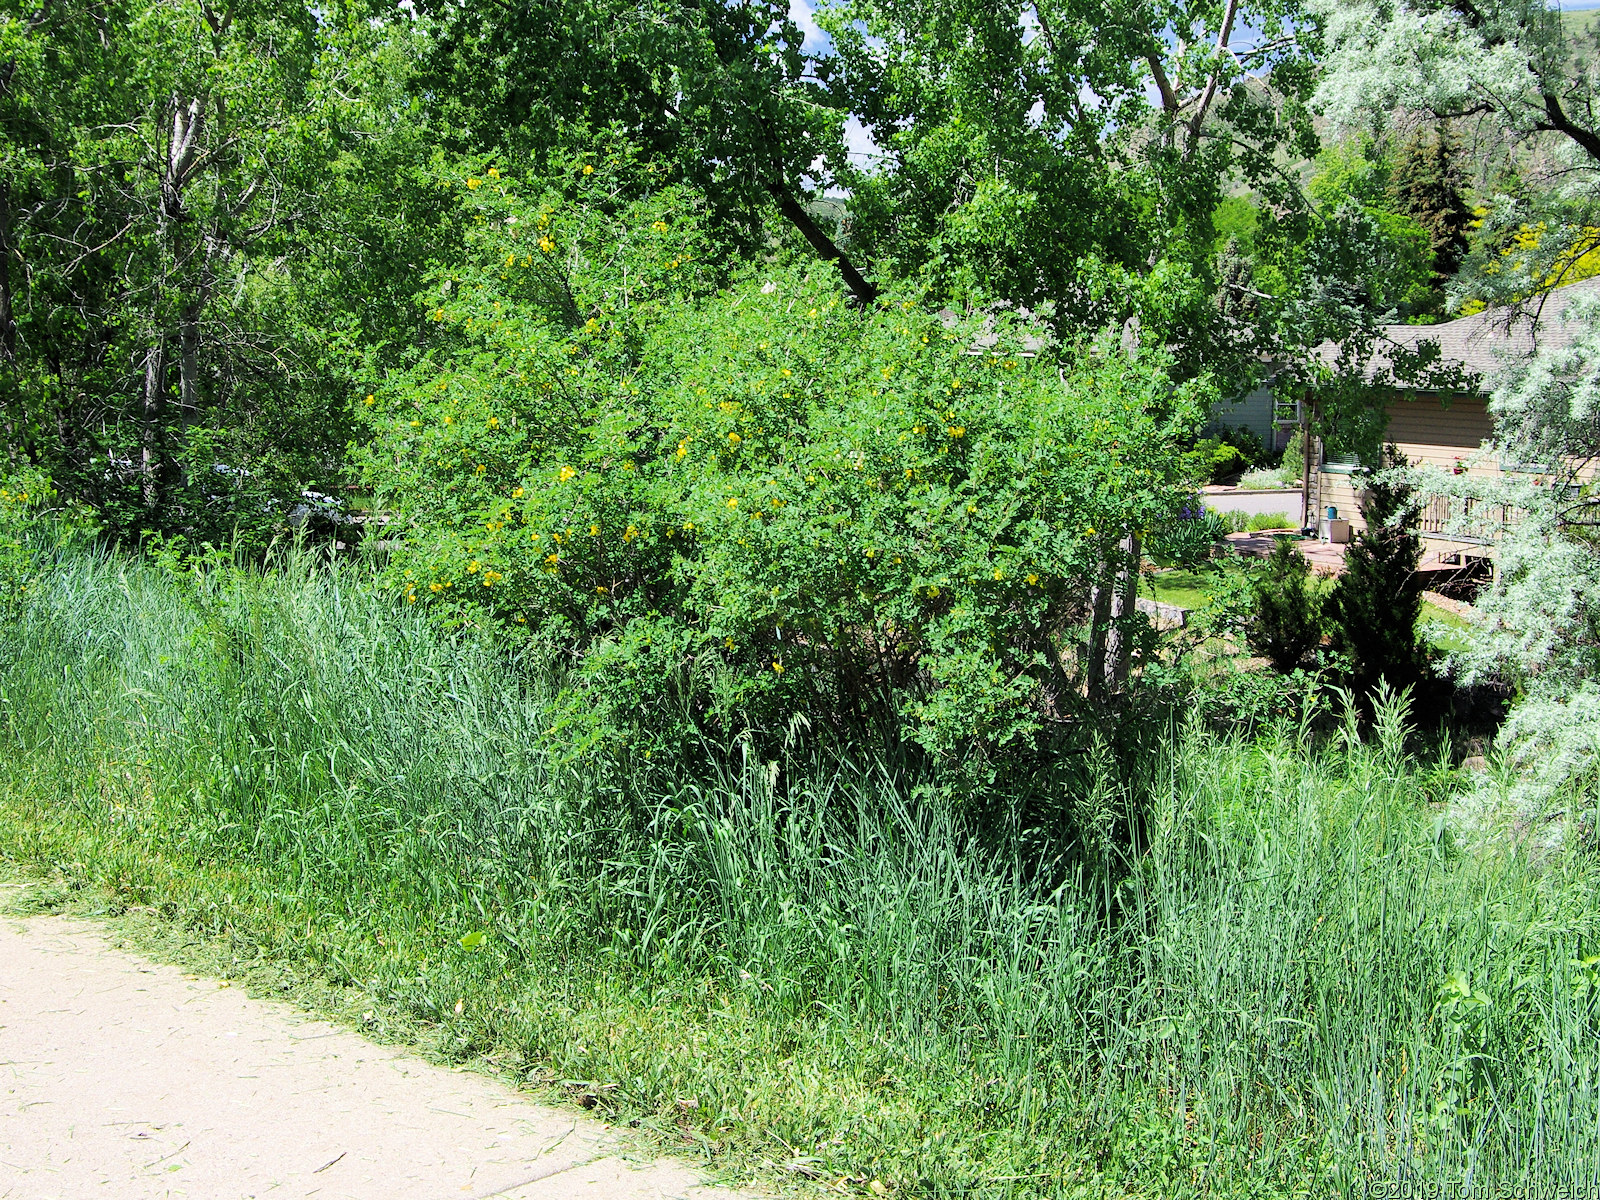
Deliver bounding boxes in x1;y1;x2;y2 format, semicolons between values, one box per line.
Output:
1;548;1596;1196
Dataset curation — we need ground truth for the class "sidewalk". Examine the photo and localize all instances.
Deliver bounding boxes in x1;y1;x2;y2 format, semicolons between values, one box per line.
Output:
0;894;751;1200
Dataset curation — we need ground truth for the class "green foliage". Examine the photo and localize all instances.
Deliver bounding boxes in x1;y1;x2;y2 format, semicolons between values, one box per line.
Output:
1212;196;1261;250
5;553;1599;1195
1329;472;1426;694
0;468;95;618
1248;537;1325;672
1212;508;1254;535
1147;500;1228;566
354;166;1212;792
1389;122;1474;283
1247;511;1296;532
1307;136;1393;210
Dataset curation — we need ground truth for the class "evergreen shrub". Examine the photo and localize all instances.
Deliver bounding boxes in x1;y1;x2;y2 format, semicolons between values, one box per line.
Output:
1248;537;1325;672
1329;471;1426;693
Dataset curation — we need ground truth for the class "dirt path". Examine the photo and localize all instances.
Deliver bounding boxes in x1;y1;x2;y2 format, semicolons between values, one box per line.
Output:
0;899;751;1200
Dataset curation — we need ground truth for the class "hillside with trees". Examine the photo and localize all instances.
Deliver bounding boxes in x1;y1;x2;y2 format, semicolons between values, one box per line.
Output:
2;0;1599;1194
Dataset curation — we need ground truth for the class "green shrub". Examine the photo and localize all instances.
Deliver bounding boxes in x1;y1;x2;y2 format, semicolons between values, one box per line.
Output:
1194;437;1247;483
1279;426;1306;477
1147;498;1228;565
1329;469;1426;693
0;468;94;618
1247;537;1325;672
353;164;1213;793
1212;508;1252;534
1246;510;1295;532
1217;423;1267;466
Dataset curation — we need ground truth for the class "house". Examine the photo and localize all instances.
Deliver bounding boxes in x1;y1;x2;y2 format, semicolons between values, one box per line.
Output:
1299;276;1600;568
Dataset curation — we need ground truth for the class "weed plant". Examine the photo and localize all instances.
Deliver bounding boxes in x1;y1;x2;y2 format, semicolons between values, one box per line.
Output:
0;549;1597;1196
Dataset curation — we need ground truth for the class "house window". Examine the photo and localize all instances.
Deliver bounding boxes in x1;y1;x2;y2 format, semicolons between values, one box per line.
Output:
1321;448;1363;475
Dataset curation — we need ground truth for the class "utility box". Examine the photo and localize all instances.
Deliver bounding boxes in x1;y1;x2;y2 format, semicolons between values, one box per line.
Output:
1327;519;1352;544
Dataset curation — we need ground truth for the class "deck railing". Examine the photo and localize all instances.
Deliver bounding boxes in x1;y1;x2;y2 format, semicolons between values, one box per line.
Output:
1417;493;1519;543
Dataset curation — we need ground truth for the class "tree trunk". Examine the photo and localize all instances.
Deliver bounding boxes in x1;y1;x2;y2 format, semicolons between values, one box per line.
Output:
767;183;878;306
1102;532;1141;693
179;295;202;418
0;179;17;463
1085;573;1111;699
141;338;165;511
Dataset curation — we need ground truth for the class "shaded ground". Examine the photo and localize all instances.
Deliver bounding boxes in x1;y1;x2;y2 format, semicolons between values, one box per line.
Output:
0;890;751;1200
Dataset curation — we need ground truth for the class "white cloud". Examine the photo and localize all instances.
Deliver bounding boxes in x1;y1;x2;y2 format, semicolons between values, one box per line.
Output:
788;0;829;54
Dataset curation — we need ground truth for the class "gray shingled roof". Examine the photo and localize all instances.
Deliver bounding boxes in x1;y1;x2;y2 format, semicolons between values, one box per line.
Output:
1364;276;1600;389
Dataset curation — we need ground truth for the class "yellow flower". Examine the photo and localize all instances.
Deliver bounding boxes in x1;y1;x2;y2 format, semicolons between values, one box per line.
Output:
363;394;375;407
1085;527;1096;536
780;368;791;378
728;432;742;445
512;486;524;498
651;220;668;232
466;177;480;189
475;464;486;474
443;414;453;424
430;582;443;593
467;561;480;574
589;524;600;536
993;568;1003;581
947;426;965;438
596;585;608;594
582;164;594;175
409;420;420;428
726;497;739;508
558;465;576;482
545;552;560;565
624;524;638;541
724;636;735;649
772;661;784;674
487;166;500;179
1026;573;1039;586
539;236;555;253
488;417;499;428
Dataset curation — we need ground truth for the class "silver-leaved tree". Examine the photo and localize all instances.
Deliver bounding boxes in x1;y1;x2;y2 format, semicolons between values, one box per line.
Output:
1319;0;1600;814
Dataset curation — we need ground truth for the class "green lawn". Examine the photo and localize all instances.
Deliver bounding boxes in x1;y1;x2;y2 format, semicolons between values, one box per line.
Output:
1420;599;1475;652
1144;568;1215;610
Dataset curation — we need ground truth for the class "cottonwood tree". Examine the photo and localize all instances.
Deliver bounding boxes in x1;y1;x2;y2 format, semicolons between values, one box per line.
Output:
0;0;376;536
816;0;1321;356
407;0;876;303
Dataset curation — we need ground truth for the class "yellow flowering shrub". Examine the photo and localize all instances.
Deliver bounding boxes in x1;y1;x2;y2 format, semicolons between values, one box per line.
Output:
357;159;1211;797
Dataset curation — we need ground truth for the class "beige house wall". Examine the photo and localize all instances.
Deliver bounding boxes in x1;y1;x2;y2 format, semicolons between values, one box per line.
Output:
1314;392;1510;567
